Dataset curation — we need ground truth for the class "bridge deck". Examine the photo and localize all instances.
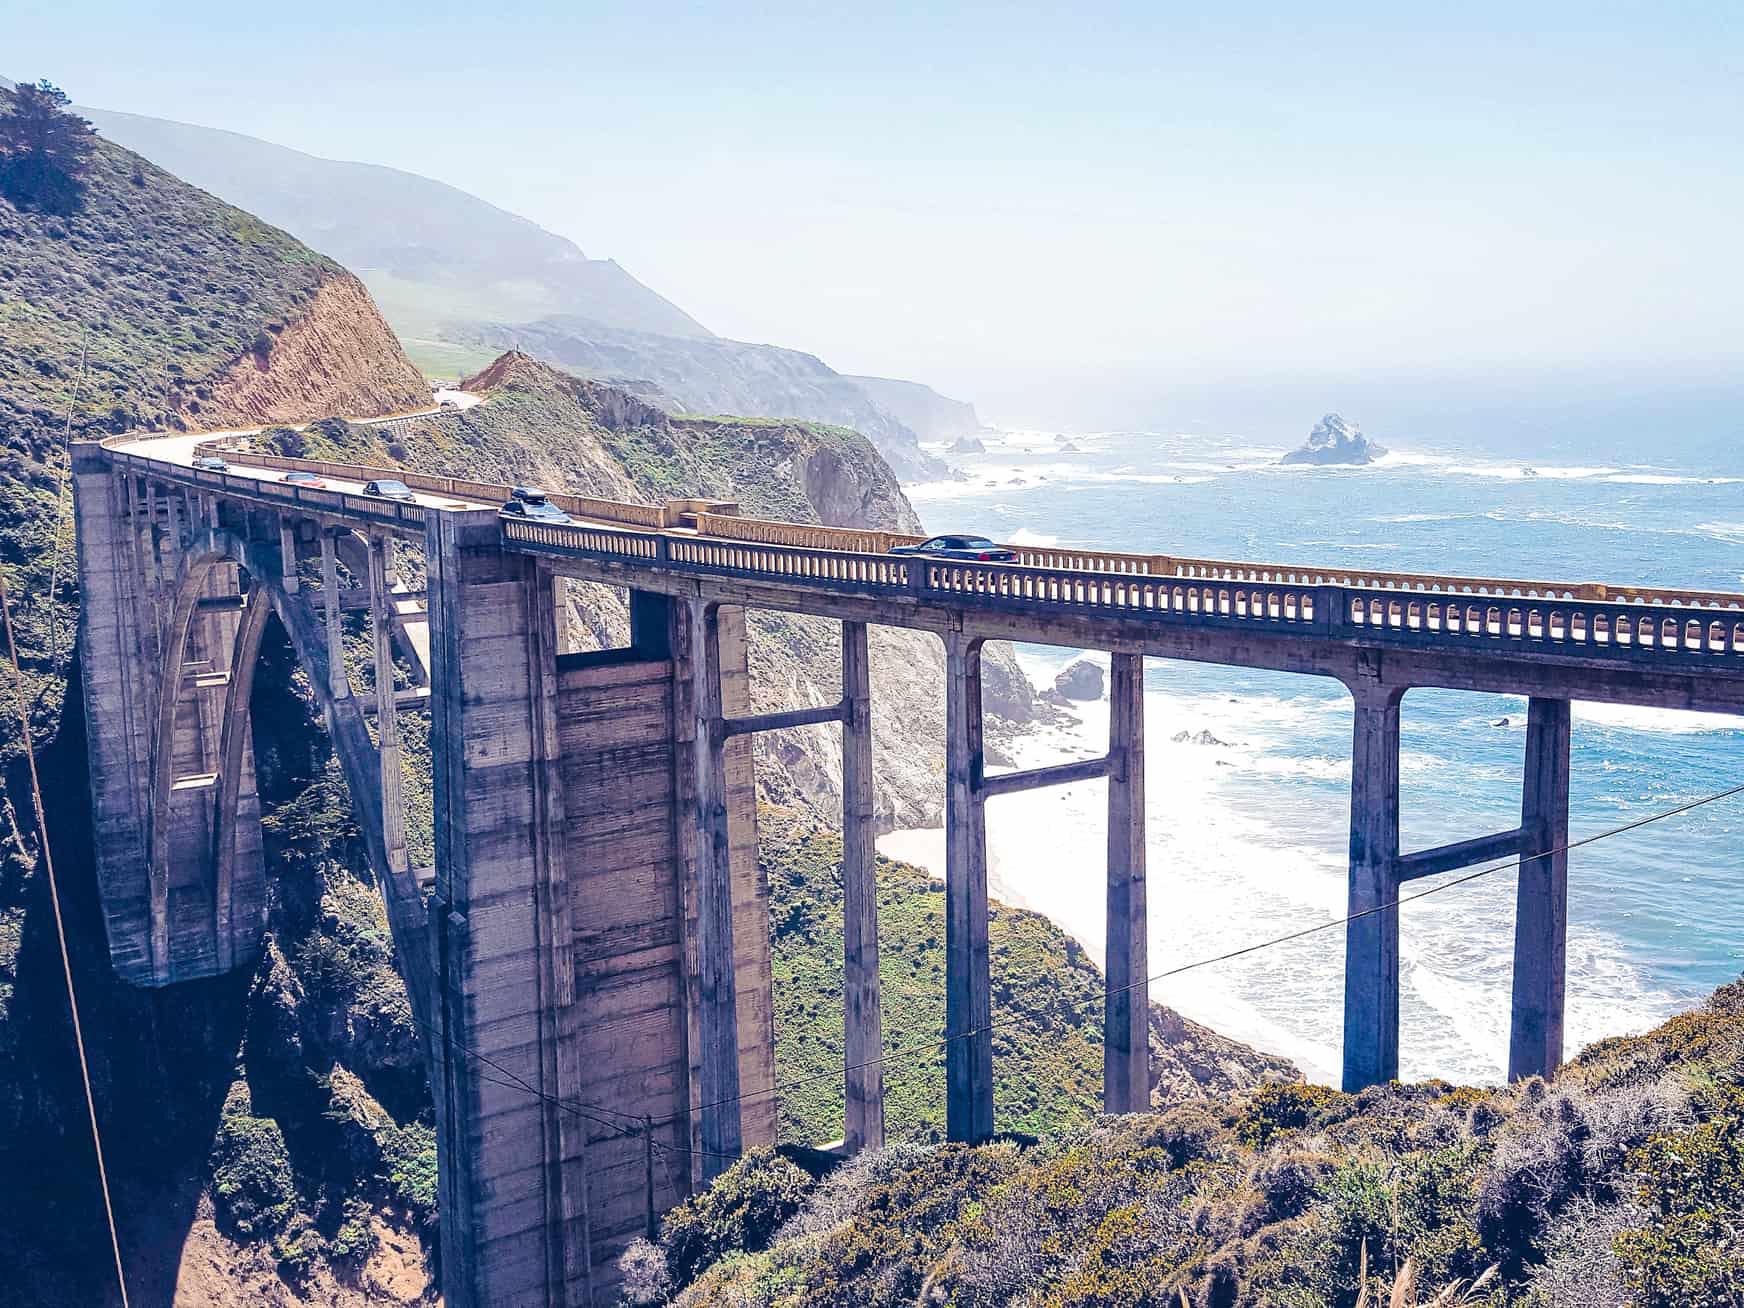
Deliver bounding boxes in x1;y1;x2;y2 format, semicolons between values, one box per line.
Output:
100;432;1744;712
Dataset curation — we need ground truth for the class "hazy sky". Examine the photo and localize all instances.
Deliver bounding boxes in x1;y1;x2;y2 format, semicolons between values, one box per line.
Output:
7;2;1741;415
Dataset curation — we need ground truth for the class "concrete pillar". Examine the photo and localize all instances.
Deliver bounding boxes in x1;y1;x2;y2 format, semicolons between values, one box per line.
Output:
320;530;349;699
367;534;409;876
1342;678;1403;1091
944;632;993;1143
841;619;885;1153
427;509;590;1308
279;515;300;592
689;598;743;1176
1104;652;1149;1113
1509;697;1571;1081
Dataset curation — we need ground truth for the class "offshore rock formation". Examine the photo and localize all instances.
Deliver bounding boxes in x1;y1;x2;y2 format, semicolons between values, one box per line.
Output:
1280;412;1387;466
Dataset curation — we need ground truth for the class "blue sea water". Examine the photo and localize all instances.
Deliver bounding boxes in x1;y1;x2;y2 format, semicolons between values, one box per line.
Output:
906;424;1744;1085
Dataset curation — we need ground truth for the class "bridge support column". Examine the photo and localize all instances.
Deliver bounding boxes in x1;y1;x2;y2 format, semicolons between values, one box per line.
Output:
1509;697;1571;1082
1342;678;1403;1091
1104;653;1149;1113
320;529;349;699
944;633;994;1142
841;620;885;1153
688;599;744;1177
366;533;409;877
428;510;592;1308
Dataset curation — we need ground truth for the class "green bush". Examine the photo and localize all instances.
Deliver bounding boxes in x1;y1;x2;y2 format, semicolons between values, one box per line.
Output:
661;1147;817;1289
1614;1087;1744;1307
209;1097;297;1240
1235;1083;1339;1149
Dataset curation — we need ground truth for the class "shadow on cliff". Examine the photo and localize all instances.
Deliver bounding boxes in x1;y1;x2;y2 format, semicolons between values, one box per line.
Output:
0;655;251;1308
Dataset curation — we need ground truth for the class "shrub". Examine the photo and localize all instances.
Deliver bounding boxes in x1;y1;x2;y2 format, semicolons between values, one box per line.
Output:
209;1098;297;1240
618;1237;672;1305
660;1147;817;1288
1235;1083;1338;1150
330;1198;377;1266
1613;1087;1744;1307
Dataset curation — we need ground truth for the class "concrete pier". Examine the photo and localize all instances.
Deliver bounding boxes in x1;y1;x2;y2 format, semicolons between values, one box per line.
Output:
944;633;994;1143
1509;697;1571;1081
841;620;885;1152
1342;676;1403;1092
1103;653;1149;1113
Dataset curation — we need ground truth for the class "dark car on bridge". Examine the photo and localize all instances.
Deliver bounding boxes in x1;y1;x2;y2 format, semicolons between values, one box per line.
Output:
888;534;1019;562
363;478;416;501
192;455;229;472
501;494;572;525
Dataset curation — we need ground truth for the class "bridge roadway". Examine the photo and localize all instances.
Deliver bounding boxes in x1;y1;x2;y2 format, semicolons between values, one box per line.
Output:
77;429;1744;1307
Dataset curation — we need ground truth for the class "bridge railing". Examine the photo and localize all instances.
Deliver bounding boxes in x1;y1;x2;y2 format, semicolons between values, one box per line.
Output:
504;514;1744;667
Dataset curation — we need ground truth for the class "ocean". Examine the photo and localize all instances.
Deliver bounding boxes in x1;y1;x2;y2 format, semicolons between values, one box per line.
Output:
878;422;1744;1087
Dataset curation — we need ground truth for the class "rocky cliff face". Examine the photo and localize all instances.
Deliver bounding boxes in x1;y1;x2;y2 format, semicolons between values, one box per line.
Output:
845;374;984;443
1280;412;1387;466
191;271;430;429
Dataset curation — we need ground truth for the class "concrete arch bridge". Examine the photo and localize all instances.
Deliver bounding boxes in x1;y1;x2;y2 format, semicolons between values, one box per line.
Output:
70;430;1744;1305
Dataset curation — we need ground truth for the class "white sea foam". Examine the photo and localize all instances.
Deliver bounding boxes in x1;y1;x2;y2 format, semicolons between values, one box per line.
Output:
1009;527;1060;547
882;651;1687;1087
1574;702;1744;735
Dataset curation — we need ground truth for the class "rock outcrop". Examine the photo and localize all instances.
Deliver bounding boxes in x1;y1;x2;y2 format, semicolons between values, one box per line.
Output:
950;435;987;454
845;374;985;444
193;271;430;429
1280;412;1386;466
1053;659;1106;701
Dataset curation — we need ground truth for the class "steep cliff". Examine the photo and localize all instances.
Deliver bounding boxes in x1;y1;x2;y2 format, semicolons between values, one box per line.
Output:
192;271;429;428
845;374;985;443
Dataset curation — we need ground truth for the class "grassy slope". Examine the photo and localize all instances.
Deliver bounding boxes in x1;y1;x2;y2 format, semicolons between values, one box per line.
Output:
662;981;1744;1308
764;806;1107;1144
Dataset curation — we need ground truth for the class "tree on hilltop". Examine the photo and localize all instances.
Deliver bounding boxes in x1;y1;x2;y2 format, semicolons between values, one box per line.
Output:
0;80;97;213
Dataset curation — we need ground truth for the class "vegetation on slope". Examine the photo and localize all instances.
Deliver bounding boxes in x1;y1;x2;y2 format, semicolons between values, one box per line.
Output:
763;806;1291;1147
624;980;1744;1307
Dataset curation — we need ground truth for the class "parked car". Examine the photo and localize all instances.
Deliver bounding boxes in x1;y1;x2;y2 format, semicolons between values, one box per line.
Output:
887;534;1018;562
282;470;326;489
192;455;229;472
363;478;416;501
501;497;572;524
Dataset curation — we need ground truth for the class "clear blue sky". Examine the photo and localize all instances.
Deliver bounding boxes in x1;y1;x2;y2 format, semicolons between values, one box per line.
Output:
7;2;1741;412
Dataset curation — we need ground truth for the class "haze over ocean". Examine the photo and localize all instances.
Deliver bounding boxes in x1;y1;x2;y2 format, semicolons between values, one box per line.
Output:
889;410;1744;1086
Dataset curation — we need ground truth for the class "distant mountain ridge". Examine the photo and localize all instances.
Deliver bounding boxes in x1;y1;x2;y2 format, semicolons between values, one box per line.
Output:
68;101;711;343
456;315;950;481
4;76;976;481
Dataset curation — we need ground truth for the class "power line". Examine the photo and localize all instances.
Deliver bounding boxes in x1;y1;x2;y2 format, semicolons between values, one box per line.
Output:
661;777;1744;1129
422;777;1744;1161
0;563;130;1307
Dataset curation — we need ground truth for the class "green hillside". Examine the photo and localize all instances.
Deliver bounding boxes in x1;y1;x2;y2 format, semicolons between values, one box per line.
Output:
633;979;1744;1307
